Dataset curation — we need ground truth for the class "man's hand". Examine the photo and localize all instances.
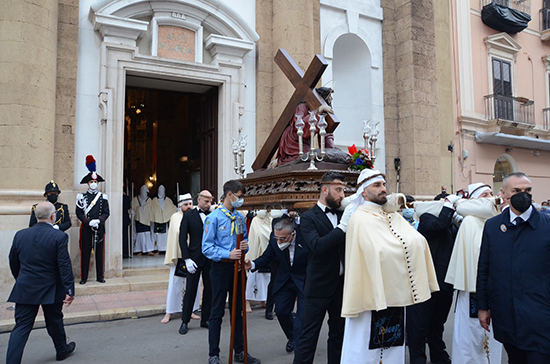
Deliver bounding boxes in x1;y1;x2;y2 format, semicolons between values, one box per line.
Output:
478;309;491;332
63;294;74;308
244;259;252;271
53;225;60;230
229;248;242;260
185;258;197;274
239;240;248;251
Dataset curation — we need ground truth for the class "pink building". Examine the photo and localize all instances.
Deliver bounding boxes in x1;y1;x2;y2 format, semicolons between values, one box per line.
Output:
451;0;550;201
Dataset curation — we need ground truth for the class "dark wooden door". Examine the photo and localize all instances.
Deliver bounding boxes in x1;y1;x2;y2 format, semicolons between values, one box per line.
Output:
200;87;218;197
492;58;513;120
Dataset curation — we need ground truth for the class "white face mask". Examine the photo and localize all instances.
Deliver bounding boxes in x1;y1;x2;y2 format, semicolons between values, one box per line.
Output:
89;182;98;190
278;241;291;251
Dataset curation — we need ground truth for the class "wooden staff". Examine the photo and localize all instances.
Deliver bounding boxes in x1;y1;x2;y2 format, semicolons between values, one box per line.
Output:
229;231;248;364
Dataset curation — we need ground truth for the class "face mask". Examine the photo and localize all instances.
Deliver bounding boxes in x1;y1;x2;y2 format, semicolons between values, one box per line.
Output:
47;194;58;204
510;191;532;213
89;182;98;190
231;195;244;208
402;208;415;219
278;242;291;251
542;206;549;211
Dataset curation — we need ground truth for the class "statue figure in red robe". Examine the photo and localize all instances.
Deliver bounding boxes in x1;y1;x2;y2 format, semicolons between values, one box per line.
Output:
276;87;335;165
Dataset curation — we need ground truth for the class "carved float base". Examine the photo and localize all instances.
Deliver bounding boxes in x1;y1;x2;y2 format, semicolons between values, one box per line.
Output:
241;162;359;211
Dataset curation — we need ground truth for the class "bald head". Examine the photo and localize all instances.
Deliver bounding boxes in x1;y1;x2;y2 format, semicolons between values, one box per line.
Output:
197;190;213;211
35;202;56;222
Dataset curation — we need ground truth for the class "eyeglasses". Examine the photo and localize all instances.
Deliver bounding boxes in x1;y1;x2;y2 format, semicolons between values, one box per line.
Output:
274;232;294;242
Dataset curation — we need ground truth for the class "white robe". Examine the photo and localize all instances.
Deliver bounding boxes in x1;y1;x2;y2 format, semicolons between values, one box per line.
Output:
151;197;177;252
132;196;154;253
166;264;201;314
245;213;272;302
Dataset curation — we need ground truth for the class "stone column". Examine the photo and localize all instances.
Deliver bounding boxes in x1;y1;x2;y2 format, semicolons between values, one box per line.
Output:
382;0;442;195
0;0;58;189
255;0;321;153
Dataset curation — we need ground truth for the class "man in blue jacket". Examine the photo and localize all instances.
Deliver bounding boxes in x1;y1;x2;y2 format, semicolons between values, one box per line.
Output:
6;202;76;363
477;172;550;363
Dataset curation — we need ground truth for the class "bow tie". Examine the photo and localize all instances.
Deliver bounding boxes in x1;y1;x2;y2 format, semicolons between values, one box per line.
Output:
324;207;336;215
199;209;210;215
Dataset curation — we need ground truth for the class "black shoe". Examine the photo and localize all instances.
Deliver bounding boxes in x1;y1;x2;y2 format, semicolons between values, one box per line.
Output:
234;352;261;364
179;322;188;335
56;341;76;361
200;321;209;329
285;339;294;353
96;278;106;283
265;312;273;320
79;280;86;285
208;356;221;364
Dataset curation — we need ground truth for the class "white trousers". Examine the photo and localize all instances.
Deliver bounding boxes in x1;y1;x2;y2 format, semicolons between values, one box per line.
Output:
134;232;154;253
166;264;200;314
341;310;405;364
155;232;168;252
451;290;502;364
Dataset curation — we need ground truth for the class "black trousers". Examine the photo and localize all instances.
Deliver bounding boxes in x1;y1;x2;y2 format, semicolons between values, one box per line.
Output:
504;343;550;364
294;276;345;364
265;261;279;314
80;226;104;281
182;260;212;325
208;261;244;358
275;280;305;351
406;288;454;364
6;302;68;364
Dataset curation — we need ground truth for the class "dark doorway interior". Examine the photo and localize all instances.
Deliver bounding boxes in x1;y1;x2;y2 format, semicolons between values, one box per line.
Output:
124;82;218;203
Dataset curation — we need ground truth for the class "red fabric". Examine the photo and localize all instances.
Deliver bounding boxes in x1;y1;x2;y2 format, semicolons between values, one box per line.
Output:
85;155;95;164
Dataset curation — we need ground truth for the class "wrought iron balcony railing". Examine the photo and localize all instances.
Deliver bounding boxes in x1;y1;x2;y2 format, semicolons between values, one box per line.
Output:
540;8;550;31
543;107;550;130
482;0;531;14
484;94;535;126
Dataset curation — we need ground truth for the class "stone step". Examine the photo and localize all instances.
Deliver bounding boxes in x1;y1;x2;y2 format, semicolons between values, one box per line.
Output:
75;274;169;296
122;266;169;277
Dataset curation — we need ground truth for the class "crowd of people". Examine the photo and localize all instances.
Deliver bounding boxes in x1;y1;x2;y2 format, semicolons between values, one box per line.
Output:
5;169;550;364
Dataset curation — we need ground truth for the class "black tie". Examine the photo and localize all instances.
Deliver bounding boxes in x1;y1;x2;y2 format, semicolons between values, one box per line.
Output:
199;209;210;216
284;247;291;265
514;216;524;225
325;207;336;215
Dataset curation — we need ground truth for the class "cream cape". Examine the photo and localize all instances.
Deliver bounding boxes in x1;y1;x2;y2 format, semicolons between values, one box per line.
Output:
131;196;154;225
245;213;273;260
342;204;439;317
164;210;183;265
445;197;500;292
151;197;178;223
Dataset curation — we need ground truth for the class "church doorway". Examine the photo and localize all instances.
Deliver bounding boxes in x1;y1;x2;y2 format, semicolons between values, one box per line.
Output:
123;75;218;264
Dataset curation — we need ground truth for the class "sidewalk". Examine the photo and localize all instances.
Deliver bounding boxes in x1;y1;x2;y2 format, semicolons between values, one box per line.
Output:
0;289;168;334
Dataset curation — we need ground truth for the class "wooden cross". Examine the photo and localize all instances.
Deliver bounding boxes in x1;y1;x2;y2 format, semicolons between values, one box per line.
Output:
251;49;340;171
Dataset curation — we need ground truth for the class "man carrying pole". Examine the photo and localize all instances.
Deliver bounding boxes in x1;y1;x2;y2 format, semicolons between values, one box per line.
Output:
202;180;261;364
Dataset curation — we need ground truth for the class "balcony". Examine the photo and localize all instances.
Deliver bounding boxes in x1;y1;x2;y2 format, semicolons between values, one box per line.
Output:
481;0;531;33
543;107;550;130
540;4;550;41
483;94;535;130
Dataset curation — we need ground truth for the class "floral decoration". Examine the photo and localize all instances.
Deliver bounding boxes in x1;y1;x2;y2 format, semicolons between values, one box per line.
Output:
348;144;374;171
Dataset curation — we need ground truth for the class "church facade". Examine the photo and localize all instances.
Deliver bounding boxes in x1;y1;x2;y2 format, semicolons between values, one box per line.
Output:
0;0;457;299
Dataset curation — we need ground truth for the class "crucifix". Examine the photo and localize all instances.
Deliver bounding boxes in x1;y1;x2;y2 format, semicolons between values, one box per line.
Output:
251;49;341;171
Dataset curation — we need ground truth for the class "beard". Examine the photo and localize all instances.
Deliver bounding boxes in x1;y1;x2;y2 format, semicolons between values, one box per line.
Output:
326;191;342;210
368;191;387;205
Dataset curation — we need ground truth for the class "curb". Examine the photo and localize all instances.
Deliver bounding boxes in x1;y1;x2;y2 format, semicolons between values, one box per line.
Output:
0;305;165;334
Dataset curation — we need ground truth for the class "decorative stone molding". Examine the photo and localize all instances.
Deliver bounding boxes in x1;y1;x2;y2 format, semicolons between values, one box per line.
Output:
90;13;148;46
485;33;522;61
205;34;254;63
151;10;204;62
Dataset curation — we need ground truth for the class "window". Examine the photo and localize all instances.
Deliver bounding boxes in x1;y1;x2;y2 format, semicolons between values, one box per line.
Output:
492;58;513;120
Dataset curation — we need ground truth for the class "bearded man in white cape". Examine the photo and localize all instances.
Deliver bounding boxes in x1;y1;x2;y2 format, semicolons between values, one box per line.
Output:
340;169;439;364
445;183;503;364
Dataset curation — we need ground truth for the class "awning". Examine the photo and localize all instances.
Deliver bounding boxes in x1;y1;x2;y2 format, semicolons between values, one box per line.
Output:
475;132;550;151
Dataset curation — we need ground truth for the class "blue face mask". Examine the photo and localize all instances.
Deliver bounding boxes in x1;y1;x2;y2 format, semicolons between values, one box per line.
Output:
402;208;415;219
231;195;244;208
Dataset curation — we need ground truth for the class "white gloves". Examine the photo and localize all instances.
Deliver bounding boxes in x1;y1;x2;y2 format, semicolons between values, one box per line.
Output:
337;204;355;233
89;219;100;228
444;194;461;208
185;258;197;274
53;225;60;230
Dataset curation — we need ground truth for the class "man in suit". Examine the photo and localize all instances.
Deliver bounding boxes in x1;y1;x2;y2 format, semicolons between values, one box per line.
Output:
6;202;76;363
294;171;348;364
246;217;309;354
477;172;550;363
178;190;214;334
407;191;460;364
29;181;71;232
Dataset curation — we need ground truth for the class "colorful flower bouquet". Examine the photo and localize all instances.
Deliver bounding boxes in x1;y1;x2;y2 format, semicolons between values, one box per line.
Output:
348;144;374;171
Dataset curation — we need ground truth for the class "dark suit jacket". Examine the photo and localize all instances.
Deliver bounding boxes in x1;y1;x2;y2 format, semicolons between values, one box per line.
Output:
30;202;71;232
418;206;457;291
179;208;208;267
300;204;345;298
8;223;74;305
253;227;309;296
477;207;550;354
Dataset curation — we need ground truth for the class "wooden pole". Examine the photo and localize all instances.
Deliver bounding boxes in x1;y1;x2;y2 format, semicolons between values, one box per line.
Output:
228;258;239;364
228;232;248;364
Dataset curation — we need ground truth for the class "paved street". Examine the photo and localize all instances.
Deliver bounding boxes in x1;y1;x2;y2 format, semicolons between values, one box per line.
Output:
0;303;507;364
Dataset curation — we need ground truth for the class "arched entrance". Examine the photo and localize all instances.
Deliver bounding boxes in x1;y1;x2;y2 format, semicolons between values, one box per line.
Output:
493;154;517;192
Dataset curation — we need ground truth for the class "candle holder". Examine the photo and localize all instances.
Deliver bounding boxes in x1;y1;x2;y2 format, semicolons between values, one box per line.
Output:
362;119;379;164
295;111;327;170
232;135;247;178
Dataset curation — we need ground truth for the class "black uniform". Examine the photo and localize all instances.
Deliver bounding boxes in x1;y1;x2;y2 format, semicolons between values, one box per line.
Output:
29;202;71;232
75;191;110;282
